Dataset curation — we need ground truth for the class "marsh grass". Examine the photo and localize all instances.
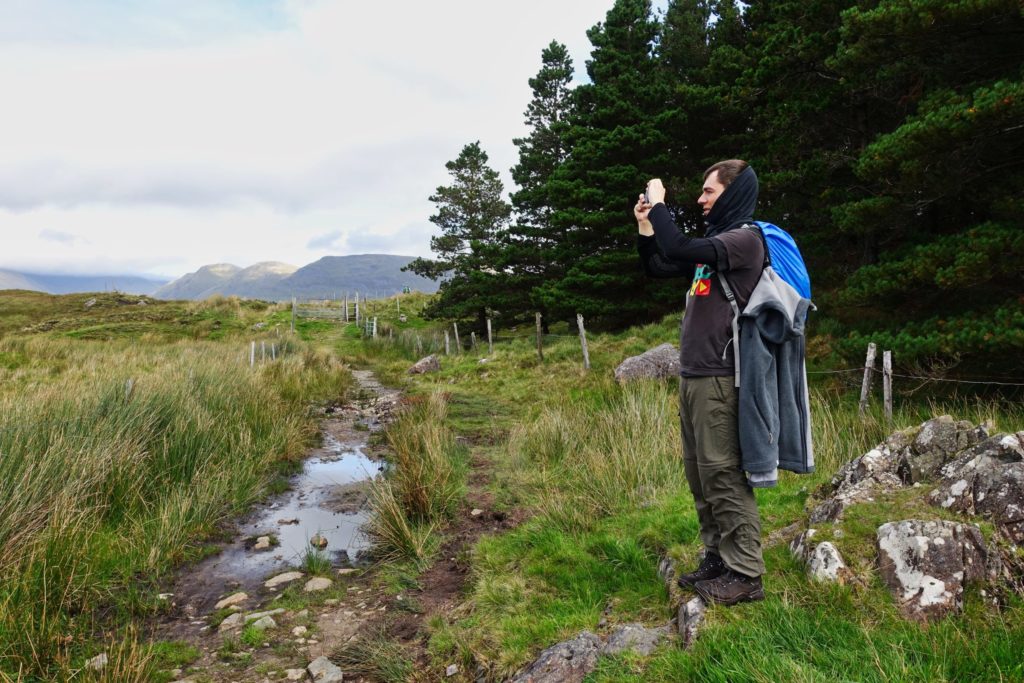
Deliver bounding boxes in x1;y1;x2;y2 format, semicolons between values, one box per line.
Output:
327;305;1024;681
0;333;350;680
364;391;466;563
329;626;414;683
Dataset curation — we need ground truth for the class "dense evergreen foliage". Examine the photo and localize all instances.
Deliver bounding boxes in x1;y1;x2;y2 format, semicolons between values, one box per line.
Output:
417;0;1024;376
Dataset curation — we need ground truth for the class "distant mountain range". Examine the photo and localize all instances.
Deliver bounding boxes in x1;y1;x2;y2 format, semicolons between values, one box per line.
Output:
154;254;439;300
0;269;167;295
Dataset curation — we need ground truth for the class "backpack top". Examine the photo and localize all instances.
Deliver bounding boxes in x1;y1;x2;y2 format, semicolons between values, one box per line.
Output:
750;221;812;301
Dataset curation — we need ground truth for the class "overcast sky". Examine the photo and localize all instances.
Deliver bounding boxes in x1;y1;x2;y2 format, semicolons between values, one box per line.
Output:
0;0;620;279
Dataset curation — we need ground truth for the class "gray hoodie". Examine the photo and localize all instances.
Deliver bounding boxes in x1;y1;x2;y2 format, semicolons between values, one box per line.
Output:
735;266;815;486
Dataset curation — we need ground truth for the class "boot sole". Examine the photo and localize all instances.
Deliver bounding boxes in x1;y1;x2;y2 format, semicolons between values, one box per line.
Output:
695;585;765;606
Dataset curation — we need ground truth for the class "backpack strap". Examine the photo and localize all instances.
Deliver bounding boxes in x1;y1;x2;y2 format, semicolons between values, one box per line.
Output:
717;224;768;389
718;273;742;388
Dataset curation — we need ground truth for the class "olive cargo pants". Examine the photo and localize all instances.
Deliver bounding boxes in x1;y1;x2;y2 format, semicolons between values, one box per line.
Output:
679;375;765;578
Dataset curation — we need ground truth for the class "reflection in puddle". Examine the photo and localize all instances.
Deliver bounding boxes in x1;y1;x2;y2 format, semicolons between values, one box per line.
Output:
178;433;380;600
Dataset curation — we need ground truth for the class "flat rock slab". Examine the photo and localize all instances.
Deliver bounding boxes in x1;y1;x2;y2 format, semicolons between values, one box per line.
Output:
602;623;673;656
265;571;304;588
214;592;248;610
614;343;680;382
218;612;244;632
249;615;277;631
308;655;344;682
245;608;285;623
876;519;992;621
509;631;602;683
305;577;334;592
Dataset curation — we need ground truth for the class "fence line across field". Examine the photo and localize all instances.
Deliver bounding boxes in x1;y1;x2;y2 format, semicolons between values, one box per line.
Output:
287;297;1022;422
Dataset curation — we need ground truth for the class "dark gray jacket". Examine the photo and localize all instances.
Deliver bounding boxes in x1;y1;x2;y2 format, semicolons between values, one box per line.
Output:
735;266;815;485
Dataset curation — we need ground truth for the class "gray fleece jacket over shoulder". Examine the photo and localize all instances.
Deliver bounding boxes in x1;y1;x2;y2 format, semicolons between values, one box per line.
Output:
736;265;815;485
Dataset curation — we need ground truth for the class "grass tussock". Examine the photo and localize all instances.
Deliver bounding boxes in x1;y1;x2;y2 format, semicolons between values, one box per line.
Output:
507;381;683;533
365;391;466;563
0;335;350;680
329;627;414;683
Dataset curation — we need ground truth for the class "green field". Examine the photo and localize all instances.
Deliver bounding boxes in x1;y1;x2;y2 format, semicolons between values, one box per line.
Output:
1;289;1021;682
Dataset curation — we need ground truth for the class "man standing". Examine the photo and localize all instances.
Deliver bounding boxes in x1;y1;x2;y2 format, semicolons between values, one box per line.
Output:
635;160;766;605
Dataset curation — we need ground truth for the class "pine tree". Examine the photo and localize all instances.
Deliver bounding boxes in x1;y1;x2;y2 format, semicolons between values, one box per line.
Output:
535;0;673;326
404;142;512;330
497;41;576;326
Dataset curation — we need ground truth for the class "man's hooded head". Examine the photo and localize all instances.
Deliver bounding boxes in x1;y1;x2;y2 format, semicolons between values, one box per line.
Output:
703;162;759;237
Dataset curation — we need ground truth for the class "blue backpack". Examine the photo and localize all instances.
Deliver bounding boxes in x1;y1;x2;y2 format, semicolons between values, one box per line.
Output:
717;221;813;388
752;221;811;300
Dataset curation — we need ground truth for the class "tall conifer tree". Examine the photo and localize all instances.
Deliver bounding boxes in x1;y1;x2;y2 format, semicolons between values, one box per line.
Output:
536;0;671;326
497;41;576;325
405;142;511;330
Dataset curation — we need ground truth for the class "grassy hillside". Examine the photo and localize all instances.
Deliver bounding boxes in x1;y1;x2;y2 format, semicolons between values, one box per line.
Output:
0;291;352;682
320;295;1024;682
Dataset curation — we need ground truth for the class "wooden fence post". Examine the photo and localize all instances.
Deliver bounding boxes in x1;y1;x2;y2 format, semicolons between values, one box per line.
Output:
486;318;493;355
271;344;276;361
415;333;423;355
355;293;360;325
535;312;544;361
291;298;296;333
261;341;266;362
444;330;451;356
453;322;461;353
250;341;256;367
576;313;590;370
470;332;477;351
372;317;378;339
344;295;349;323
859;342;877;416
883;350;893;423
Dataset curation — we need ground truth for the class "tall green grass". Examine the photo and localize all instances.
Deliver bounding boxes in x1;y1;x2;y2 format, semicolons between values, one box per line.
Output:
0;335;350;681
365;391;467;563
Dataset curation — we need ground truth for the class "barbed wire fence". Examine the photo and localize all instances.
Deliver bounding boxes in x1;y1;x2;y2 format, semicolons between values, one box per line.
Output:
284;295;1024;419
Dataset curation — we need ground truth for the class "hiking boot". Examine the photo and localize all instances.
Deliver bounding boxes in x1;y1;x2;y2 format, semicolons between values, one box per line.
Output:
694;569;765;605
676;551;726;589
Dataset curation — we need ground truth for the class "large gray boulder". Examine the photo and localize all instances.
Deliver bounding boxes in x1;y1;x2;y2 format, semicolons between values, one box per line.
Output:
408;354;441;374
509;632;602;683
928;433;1024;543
614;343;680;382
876;520;995;621
809;417;990;523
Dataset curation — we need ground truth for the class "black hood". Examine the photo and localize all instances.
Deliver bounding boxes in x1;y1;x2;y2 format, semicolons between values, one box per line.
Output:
705;166;759;237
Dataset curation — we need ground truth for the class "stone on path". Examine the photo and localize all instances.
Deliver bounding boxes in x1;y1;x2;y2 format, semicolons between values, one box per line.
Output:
678;597;707;648
408;354;441;375
307;655;344;682
509;632;602;683
470;508;484;517
244;608;285;623
305;577;333;592
292;625;308;637
602;623;673;656
253;536;272;550
310;534;328;550
214;592;248;610
285;670;306;681
613;343;680;382
337;567;357;576
218;612;244;632
265;571;304;588
876;519;994;621
446;663;459;677
250;615;277;631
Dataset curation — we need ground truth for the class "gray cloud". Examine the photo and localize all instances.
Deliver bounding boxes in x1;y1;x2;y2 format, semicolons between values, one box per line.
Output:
307;230;345;250
0;137;457;213
345;222;432;255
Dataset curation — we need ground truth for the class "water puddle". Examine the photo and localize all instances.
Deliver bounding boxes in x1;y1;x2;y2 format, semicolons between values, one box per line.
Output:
171;424;383;614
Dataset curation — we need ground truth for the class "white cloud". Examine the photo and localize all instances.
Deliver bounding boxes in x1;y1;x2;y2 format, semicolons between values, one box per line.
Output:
0;0;610;277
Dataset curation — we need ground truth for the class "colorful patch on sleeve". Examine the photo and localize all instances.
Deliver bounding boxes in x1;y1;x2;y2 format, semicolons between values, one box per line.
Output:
689;264;713;297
